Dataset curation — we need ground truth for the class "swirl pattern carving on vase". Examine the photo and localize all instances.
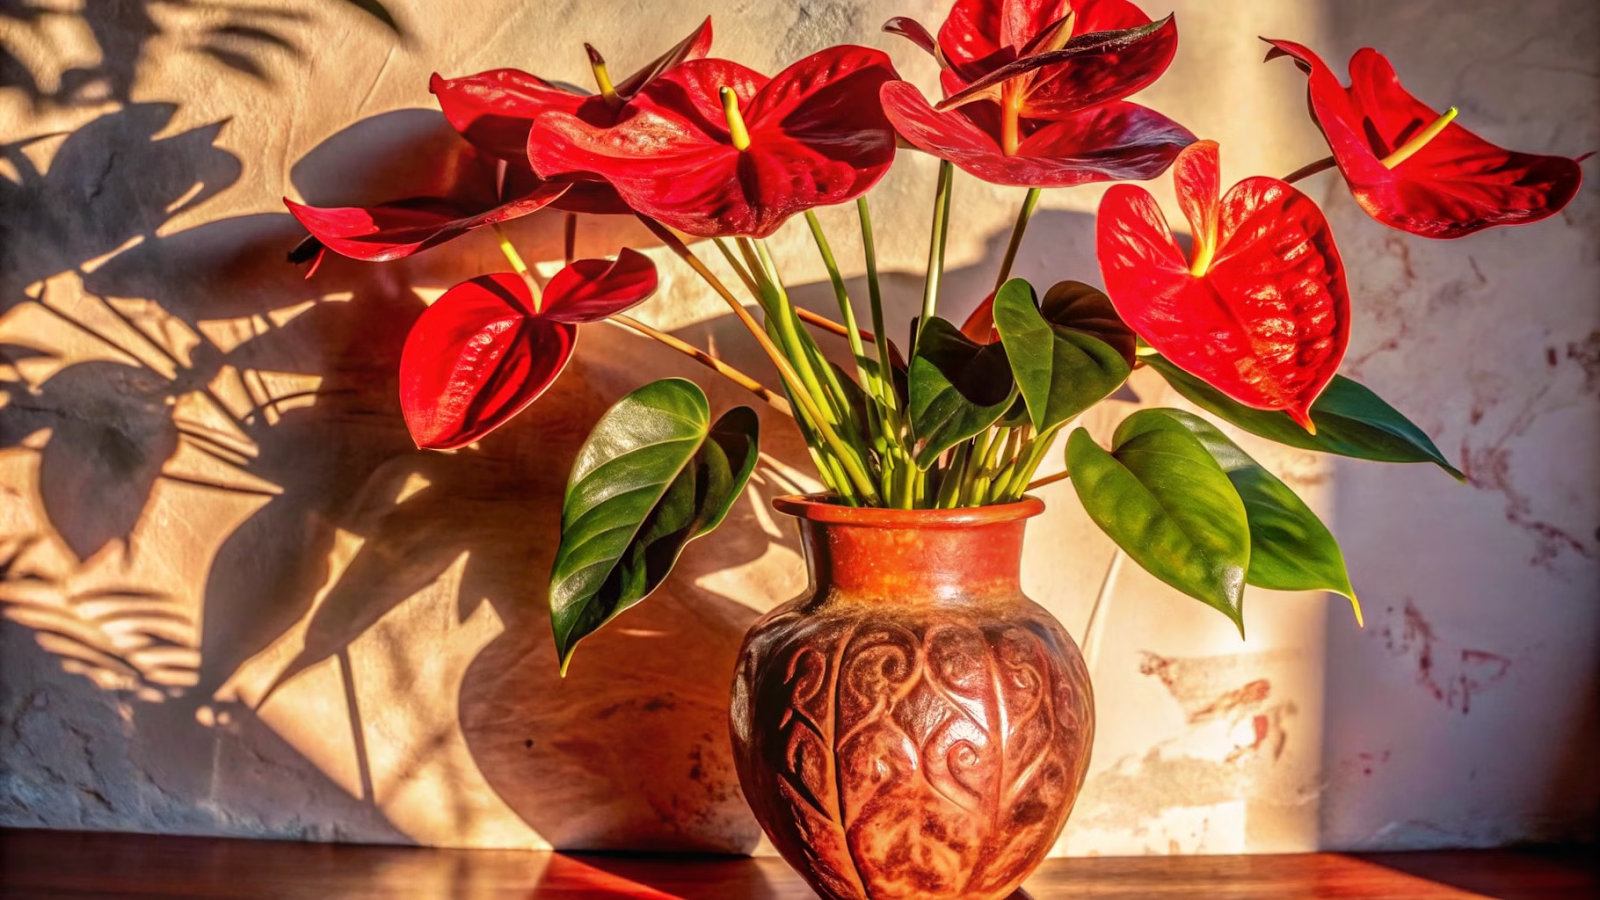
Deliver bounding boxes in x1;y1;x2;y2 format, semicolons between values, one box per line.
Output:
732;601;1093;900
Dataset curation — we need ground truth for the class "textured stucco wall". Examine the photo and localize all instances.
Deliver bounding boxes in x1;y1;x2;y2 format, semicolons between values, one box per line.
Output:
1;0;1595;854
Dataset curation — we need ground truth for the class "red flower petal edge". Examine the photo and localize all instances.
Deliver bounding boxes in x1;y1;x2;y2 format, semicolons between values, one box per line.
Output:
284;147;570;263
528;46;899;238
1264;38;1586;239
881;80;1192;188
431;17;713;159
431;69;588;161
540;249;660;323
1096;140;1349;429
400;273;576;450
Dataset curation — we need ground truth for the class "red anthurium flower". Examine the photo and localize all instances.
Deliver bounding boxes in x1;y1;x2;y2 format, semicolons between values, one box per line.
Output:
286;147;569;269
880;0;1191;187
1264;39;1586;239
429;19;713;217
431;18;712;157
401;250;658;449
526;46;900;238
1097;140;1349;430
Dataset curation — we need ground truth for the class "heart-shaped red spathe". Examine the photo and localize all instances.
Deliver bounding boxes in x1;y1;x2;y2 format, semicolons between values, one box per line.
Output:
400;253;659;450
934;1;1177;118
881;81;1192;187
1264;39;1586;239
1096;140;1349;430
431;17;713;159
285;143;570;268
886;0;1178;123
539;248;659;323
527;46;899;238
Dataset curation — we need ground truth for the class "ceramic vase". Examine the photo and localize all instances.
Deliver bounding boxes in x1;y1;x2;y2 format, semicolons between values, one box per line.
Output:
730;495;1094;900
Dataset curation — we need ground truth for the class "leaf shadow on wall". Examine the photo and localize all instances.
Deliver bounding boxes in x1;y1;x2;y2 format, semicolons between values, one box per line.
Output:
1;102;791;850
0;0;400;109
2;93;1105;852
1;101;408;839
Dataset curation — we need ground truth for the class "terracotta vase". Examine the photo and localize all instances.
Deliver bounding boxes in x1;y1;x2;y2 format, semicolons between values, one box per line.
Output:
730;495;1094;900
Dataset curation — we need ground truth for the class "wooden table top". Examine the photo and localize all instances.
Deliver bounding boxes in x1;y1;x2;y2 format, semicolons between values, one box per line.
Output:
0;829;1592;899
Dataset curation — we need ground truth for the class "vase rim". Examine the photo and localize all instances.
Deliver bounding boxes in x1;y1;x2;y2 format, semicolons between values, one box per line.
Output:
771;493;1045;528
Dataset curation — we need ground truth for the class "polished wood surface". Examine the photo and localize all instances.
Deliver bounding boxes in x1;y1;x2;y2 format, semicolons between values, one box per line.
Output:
0;829;1592;899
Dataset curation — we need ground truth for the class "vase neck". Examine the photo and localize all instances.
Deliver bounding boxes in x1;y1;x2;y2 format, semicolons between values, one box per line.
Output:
774;497;1043;605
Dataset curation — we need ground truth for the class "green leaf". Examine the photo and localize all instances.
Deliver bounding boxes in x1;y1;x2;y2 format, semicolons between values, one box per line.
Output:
548;379;759;673
1066;425;1250;632
1146;354;1464;480
909;316;1016;468
1039;280;1138;368
993;278;1131;432
1118;409;1361;623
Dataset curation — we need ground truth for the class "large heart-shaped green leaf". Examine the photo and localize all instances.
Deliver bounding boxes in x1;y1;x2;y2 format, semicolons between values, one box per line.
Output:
909;316;1016;468
1066;424;1250;632
1118;409;1360;623
1147;354;1463;480
993;278;1131;432
548;379;759;673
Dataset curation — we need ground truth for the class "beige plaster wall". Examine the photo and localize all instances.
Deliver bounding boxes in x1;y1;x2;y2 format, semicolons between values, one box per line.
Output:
1;0;1595;854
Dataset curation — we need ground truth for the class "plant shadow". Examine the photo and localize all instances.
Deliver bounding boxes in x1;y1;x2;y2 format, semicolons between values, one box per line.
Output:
2;86;1103;852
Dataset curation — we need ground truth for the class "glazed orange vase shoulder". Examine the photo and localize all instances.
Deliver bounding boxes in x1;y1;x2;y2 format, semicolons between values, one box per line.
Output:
730;496;1094;900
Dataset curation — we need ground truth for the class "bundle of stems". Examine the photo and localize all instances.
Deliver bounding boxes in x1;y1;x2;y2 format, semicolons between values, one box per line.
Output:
604;161;1059;510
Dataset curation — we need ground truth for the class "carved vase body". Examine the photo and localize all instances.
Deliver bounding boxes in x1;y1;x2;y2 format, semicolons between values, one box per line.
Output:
730;496;1094;900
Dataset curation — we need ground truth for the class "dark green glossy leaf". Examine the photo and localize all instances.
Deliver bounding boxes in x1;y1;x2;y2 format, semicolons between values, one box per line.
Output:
909;316;1016;468
993;278;1130;432
1039;280;1138;368
1147;354;1464;480
549;379;758;673
1066;425;1250;632
1118;409;1360;622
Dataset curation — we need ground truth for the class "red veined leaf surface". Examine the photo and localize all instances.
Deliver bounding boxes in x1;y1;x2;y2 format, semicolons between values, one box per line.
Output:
540;248;660;323
527;46;899;238
1264;39;1586;239
400;273;576;450
1096;140;1349;430
936;16;1177;119
886;0;1175;116
882;81;1191;188
431;17;713;159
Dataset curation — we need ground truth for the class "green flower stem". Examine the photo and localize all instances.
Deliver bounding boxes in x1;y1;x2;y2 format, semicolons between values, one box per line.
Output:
916;160;955;354
854;197;922;507
936;441;971;508
606;314;792;415
637;215;880;504
856;198;899;410
491;223;542;312
1282;155;1335;185
749;240;848;427
1004;424;1063;500
750;237;879;501
968;425;1009;504
712;237;761;296
804;212;870;374
959;429;994;506
1026;469;1070;490
993;187;1042;291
